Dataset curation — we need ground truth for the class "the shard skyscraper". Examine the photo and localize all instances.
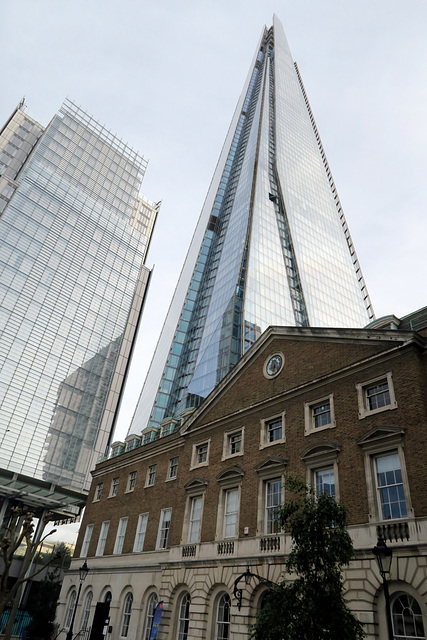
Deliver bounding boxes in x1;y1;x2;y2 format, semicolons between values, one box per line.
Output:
131;15;374;435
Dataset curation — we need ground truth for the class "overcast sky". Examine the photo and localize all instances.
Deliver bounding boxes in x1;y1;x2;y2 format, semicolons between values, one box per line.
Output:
2;1;427;539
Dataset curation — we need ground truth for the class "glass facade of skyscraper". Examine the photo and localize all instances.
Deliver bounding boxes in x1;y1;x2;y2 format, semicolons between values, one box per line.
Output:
131;15;374;434
0;99;158;493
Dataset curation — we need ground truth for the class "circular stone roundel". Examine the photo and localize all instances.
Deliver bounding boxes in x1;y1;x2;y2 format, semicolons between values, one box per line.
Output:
263;352;285;379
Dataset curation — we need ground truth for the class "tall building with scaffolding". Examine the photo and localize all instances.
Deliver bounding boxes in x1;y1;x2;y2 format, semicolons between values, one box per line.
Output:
130;14;374;437
0;98;159;511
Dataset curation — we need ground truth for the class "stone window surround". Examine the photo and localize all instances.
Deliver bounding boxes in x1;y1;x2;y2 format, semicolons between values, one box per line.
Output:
357;426;413;523
300;441;341;500
222;426;245;461
181;477;208;544
259;411;286;450
356;371;397;419
255;456;287;536
215;466;245;541
304;393;336;436
190;439;211;470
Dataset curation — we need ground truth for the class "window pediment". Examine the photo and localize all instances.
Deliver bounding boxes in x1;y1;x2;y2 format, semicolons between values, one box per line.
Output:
184;477;208;494
216;465;245;486
255;456;288;479
357;426;405;453
300;441;341;463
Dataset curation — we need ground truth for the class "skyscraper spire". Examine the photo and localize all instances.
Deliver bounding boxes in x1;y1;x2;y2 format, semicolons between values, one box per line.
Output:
131;15;374;434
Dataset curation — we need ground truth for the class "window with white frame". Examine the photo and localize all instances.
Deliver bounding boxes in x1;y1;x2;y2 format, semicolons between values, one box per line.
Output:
143;593;158;640
356;372;397;419
222;427;244;460
110;477;119;497
96;521;110;556
133;513;148;552
120;592;133;638
114;517;128;554
260;413;285;448
81;591;93;630
168;457;179;480
391;593;425;639
146;464;157;486
188;496;203;543
215;466;244;541
265;479;282;534
375;453;408;520
224;488;239;538
304;395;335;435
127;471;137;492
215;593;231;640
81;524;93;557
94;482;103;501
65;591;76;628
156;508;171;549
176;592;191;640
191;440;210;468
357;426;412;523
314;467;335;497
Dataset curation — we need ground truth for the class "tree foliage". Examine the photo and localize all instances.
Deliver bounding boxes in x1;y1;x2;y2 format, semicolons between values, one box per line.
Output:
0;508;61;640
251;477;365;640
25;570;62;640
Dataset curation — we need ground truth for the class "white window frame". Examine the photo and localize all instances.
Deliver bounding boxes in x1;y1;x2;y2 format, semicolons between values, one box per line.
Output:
215;467;244;541
120;592;133;638
260;412;285;449
190;439;210;469
223;488;240;539
314;467;336;498
265;479;282;535
222;427;244;461
356;372;397;419
301;442;341;501
65;591;76;628
374;452;408;521
81;591;93;630
133;513;149;552
126;471;137;492
142;593;158;640
114;517;128;554
146;464;157;487
304;394;335;435
110;477;119;497
168;457;179;480
215;593;231;640
81;524;93;557
255;457;287;537
188;496;203;543
357;427;413;523
96;521;110;556
176;592;191;640
93;482;103;502
156;508;172;550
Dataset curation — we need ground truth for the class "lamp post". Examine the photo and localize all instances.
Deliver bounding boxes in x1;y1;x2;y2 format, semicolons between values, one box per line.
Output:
66;560;89;640
373;537;393;640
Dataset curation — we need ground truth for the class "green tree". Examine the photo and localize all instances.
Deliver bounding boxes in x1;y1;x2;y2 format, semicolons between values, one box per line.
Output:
25;570;62;640
251;477;365;640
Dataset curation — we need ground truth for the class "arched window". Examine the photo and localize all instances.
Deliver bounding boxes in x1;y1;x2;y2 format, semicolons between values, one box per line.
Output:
65;590;76;628
104;591;112;604
392;593;425;639
81;591;93;630
176;593;191;640
143;593;158;640
215;593;231;640
120;592;133;638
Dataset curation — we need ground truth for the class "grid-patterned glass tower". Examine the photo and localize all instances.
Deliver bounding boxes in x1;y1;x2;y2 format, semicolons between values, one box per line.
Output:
131;15;374;435
0;99;159;494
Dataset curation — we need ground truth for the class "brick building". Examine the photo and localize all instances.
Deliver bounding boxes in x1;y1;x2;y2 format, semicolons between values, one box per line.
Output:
57;310;427;639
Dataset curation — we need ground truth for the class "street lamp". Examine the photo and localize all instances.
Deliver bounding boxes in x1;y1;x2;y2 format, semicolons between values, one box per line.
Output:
373;536;393;640
233;567;277;610
66;560;89;640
